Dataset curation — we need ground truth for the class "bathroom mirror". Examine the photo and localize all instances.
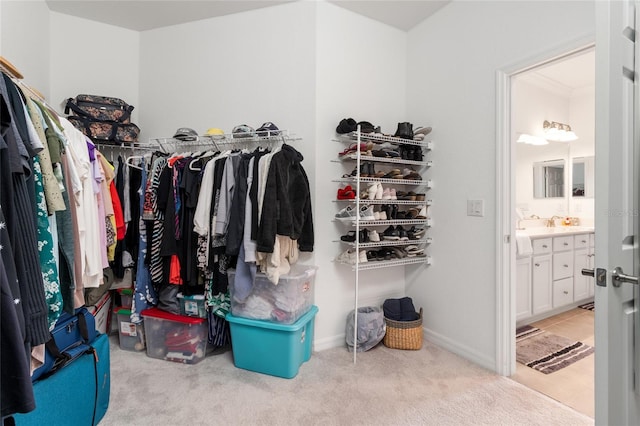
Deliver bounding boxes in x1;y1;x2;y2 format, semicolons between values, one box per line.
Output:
572;156;594;198
533;159;565;198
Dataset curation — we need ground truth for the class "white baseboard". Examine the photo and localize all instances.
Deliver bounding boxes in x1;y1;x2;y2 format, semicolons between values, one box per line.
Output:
423;327;496;373
313;334;346;352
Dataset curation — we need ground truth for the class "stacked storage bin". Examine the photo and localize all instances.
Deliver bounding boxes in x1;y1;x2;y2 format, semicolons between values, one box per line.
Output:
113;288;146;352
141;308;208;364
226;264;318;378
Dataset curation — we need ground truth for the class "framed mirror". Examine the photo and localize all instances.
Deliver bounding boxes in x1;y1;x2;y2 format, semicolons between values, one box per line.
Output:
572;156;594;198
533;159;565;198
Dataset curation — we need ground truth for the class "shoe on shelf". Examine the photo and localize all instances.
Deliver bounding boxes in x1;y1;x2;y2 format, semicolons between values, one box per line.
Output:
358;250;368;263
390;246;408;259
415;193;426;201
394;122;414;140
414;126;432;136
375;183;384;200
377;209;387;221
408;227;426;240
359;205;376;221
416;206;428;219
383;225;400;241
390;188;397;200
340;231;357;242
369;229;380;242
382;187;392;200
373;211;381;220
335;248;356;264
335;206;357;222
391;204;398;220
337;186;356;200
367;182;379;200
397;225;409;241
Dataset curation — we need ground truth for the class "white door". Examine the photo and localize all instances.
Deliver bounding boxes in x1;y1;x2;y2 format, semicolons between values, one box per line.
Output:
594;0;640;423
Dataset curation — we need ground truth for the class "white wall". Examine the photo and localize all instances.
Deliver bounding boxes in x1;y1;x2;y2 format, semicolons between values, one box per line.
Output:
514;79;572;219
49;12;140;120
314;2;408;349
1;0;50;99
405;1;595;370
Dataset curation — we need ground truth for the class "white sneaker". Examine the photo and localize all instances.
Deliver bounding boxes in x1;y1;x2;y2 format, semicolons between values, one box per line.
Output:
336;248;356;264
375;183;383;200
417;205;428;219
359;205;376;221
358;250;368;263
369;230;380;242
374;211;381;220
378;210;387;220
390;188;397;200
367;182;378;200
335;205;357;222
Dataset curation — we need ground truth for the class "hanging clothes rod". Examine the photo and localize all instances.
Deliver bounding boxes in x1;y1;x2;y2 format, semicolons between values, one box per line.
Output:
0;56;60;115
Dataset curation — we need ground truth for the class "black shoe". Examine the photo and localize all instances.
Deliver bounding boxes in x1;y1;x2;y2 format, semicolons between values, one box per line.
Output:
383;226;400;241
341;231;357;242
359;228;369;243
397;225;408;241
413;147;423;161
394;122;414;140
336;118;357;134
391;204;398;220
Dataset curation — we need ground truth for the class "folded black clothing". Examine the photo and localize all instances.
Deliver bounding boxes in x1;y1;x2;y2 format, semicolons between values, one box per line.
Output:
384;297;419;321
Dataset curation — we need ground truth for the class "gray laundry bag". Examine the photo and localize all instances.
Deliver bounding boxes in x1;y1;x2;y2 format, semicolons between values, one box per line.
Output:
345;306;386;352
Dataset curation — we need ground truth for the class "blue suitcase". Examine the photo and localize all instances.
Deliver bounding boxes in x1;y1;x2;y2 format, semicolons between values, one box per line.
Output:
14;333;111;426
31;307;97;382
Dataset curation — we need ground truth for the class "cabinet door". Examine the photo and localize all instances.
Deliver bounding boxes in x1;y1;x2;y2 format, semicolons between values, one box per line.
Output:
553;277;574;308
574;248;590;301
532;254;552;315
553;252;574;280
516;257;532;321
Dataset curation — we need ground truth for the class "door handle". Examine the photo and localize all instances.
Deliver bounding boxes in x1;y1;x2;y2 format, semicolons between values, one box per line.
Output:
582;268;595;277
611;266;639;287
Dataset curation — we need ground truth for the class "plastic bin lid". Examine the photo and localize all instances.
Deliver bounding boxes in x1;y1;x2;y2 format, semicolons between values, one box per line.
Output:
226;305;318;331
118;288;134;295
141;307;206;324
114;307;131;315
228;264;317;280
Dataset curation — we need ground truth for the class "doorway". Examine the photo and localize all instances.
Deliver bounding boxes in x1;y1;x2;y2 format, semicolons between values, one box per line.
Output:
497;44;596;418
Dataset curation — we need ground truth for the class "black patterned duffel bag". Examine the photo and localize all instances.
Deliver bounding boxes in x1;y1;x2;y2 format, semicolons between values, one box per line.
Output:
68;115;140;144
65;94;134;123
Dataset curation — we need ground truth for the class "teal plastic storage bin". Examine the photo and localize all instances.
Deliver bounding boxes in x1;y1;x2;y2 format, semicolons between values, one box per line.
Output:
227;305;318;378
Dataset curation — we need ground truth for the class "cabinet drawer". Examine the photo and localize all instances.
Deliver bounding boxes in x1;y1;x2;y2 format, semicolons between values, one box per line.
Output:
553;252;574;280
553;236;574;252
532;238;552;255
553;277;574;308
574;234;590;250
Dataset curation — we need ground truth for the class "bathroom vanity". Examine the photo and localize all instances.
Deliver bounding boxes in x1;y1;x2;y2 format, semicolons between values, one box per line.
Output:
516;227;595;324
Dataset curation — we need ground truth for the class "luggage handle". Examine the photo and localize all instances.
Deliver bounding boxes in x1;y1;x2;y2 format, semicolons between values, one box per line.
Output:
65;97;133;123
43;309;91;375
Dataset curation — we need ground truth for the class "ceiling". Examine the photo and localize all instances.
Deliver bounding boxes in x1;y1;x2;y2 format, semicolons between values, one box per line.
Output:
45;0;450;32
521;49;596;94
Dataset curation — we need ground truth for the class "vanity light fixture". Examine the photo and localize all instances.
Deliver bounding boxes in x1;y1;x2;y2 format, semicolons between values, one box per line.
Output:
516;133;549;145
542;120;578;142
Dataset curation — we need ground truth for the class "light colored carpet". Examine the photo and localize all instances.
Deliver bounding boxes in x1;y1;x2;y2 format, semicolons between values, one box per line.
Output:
100;335;593;425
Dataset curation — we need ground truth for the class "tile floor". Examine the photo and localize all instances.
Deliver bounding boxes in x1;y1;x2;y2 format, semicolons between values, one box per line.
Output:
511;307;594;418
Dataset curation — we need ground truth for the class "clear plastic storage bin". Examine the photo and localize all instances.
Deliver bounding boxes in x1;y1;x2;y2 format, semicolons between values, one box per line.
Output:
141;308;208;364
115;307;145;352
228;264;316;324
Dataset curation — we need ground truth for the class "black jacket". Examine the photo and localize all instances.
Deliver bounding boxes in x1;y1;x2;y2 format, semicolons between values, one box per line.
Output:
256;144;313;253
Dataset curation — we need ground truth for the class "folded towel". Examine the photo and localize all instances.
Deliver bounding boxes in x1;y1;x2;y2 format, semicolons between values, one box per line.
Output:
516;234;533;256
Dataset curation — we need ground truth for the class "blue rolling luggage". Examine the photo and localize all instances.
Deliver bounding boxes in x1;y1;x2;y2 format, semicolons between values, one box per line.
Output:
14;333;111;426
31;307;97;382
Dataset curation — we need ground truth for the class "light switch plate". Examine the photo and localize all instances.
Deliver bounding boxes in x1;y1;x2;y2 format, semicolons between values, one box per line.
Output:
467;199;484;217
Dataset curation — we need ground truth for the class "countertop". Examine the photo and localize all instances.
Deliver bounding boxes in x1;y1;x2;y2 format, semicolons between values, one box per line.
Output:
516;226;595;239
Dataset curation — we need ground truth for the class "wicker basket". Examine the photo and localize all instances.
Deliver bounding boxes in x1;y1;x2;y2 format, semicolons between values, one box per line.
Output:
383;308;423;350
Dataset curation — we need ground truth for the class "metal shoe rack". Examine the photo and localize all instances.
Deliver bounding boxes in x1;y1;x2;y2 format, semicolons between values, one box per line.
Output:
332;126;432;362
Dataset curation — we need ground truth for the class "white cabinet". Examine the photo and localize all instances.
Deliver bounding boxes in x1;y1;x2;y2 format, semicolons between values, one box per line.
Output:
532;254;552;315
519;231;594;322
516;256;532;321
